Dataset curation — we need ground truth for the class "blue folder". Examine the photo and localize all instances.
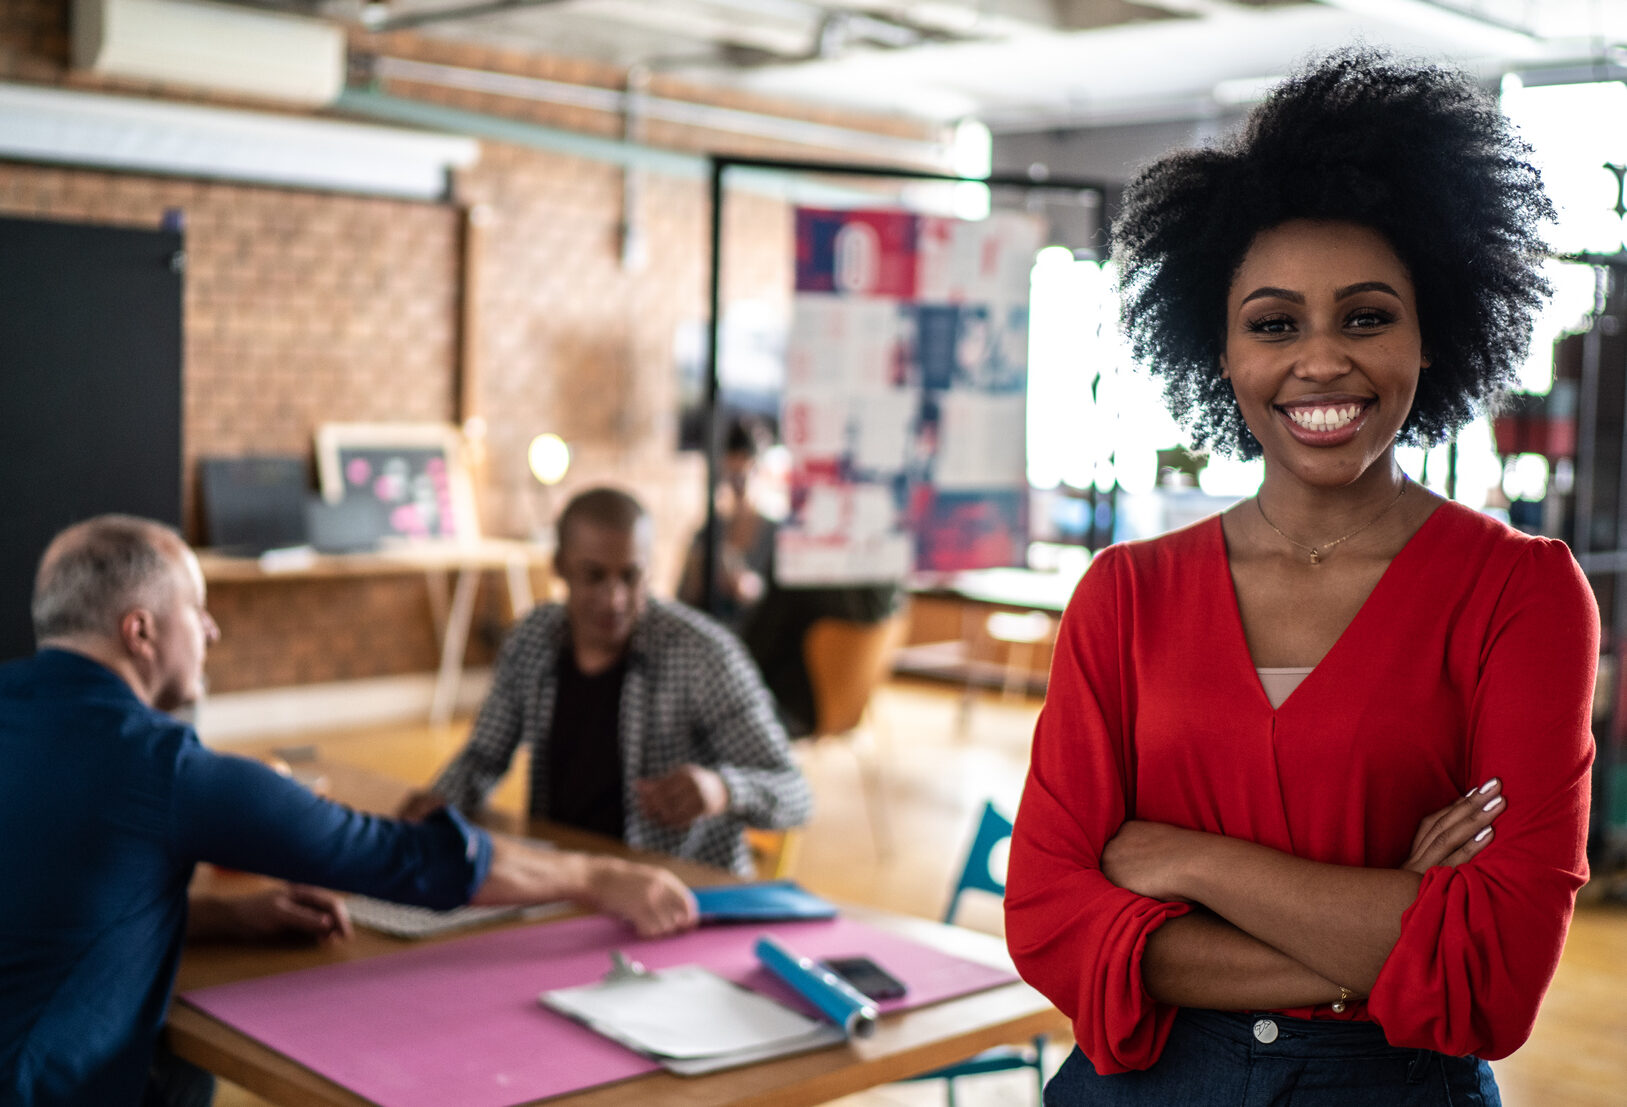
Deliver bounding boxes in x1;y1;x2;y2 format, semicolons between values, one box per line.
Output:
693;880;838;923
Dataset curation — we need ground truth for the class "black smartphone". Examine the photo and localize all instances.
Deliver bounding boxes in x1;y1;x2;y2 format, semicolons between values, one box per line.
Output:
821;955;907;1001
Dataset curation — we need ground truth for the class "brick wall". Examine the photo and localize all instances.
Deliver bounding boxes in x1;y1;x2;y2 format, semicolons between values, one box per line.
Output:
0;2;940;692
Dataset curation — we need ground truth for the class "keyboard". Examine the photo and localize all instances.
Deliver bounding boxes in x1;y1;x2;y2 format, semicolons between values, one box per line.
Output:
345;895;569;939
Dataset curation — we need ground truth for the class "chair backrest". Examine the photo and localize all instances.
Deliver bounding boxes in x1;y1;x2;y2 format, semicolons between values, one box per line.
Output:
801;612;910;737
744;826;800;880
944;800;1014;924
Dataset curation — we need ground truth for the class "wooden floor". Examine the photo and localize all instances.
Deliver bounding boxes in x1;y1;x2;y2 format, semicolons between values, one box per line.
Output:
212;677;1626;1107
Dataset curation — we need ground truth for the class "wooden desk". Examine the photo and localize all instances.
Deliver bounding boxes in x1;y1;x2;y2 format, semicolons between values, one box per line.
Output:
928;567;1079;614
197;539;551;725
897;568;1079;697
170;763;1069;1107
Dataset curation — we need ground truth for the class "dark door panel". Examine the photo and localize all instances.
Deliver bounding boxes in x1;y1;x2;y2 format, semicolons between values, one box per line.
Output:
0;214;183;661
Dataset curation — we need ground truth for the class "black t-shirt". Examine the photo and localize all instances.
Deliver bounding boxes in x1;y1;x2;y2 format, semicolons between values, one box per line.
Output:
545;649;627;840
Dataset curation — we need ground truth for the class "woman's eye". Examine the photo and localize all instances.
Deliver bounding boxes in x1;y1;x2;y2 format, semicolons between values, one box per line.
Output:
1244;314;1294;336
1347;308;1395;330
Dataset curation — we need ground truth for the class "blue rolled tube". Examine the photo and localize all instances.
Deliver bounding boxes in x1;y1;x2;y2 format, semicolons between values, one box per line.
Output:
753;935;879;1039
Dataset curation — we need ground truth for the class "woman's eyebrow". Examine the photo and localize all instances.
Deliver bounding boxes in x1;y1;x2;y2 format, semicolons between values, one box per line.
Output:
1238;281;1403;307
1239;286;1303;306
1335;280;1403;300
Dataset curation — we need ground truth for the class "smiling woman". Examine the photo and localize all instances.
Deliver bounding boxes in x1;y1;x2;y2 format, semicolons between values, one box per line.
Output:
1005;48;1599;1107
1112;52;1554;464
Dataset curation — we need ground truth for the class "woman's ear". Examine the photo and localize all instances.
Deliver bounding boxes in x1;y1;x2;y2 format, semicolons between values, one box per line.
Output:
1219;353;1230;380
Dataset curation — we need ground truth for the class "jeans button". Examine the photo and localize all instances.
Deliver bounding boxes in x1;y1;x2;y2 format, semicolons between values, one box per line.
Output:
1253;1018;1279;1044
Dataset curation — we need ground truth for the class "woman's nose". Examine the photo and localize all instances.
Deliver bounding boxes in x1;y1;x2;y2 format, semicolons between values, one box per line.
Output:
1291;330;1352;381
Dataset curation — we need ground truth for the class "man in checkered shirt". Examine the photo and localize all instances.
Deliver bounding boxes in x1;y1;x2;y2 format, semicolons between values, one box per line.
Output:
401;487;811;875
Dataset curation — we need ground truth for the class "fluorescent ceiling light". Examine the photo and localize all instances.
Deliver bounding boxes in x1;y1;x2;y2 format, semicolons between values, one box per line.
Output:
0;82;479;200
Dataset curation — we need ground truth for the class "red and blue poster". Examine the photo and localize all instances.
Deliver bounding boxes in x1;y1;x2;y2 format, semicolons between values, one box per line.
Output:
794;208;919;298
779;207;1042;583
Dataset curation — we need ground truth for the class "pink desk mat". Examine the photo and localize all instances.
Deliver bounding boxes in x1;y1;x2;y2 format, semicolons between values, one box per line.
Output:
181;913;1017;1107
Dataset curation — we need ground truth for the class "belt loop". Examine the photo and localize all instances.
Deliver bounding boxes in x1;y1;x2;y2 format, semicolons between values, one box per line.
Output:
1405;1049;1431;1084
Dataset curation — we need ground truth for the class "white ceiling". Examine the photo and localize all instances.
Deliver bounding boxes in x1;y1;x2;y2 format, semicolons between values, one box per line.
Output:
292;0;1627;132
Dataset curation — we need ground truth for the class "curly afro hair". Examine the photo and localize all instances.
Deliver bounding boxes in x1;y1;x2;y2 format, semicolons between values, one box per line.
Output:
1111;48;1555;459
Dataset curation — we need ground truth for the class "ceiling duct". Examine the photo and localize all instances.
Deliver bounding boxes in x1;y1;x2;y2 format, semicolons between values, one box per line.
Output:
72;0;346;106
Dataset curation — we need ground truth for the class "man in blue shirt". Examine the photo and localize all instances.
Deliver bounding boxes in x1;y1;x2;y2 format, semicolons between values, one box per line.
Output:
0;515;697;1107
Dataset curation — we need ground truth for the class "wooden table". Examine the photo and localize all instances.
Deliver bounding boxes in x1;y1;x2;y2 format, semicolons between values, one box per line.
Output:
198;539;551;725
897;568;1077;706
169;763;1069;1106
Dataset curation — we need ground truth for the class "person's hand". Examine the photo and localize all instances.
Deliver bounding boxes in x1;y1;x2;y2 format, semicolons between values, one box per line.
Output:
1101;820;1201;903
397;789;447;821
195;885;353;943
1403;779;1505;874
634;765;729;830
588;859;700;938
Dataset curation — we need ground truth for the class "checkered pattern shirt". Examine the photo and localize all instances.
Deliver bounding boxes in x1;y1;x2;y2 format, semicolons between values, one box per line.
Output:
432;598;812;875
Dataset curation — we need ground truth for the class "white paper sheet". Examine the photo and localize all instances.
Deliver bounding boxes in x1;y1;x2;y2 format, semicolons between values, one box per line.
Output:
542;964;827;1061
935;392;1029;489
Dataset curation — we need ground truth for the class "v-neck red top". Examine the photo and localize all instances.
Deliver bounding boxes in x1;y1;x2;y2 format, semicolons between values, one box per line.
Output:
1005;501;1597;1073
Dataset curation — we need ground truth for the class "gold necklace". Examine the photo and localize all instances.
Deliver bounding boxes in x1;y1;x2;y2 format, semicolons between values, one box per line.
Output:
1255;479;1410;566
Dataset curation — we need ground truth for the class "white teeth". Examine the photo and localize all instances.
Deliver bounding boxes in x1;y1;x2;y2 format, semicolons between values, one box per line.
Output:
1287;404;1362;431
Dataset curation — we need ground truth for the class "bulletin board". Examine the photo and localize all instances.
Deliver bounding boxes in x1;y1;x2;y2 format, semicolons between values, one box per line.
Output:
777;206;1042;583
314;422;479;542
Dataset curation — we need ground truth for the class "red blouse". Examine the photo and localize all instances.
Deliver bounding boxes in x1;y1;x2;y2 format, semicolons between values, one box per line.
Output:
1005;501;1596;1073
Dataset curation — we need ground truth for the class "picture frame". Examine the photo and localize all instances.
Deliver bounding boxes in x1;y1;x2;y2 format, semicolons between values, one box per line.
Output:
314;422;480;542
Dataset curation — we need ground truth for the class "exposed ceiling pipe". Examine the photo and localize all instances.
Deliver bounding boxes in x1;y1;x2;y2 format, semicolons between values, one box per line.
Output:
1313;0;1547;57
359;54;954;165
619;62;648;271
360;0;974;58
365;0;572;33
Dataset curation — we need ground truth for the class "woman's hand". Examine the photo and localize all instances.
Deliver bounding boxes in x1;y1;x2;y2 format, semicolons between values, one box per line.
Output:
1101;820;1207;902
1403;778;1505;874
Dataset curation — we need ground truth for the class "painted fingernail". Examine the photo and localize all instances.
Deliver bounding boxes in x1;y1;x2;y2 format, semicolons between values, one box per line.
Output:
1474;827;1492;841
1478;779;1499;794
1483;796;1504;812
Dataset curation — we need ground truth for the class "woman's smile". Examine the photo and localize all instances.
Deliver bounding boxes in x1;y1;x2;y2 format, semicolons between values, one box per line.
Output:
1276;397;1374;444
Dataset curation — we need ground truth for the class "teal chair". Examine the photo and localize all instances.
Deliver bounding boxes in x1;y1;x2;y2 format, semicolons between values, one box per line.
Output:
901;800;1048;1106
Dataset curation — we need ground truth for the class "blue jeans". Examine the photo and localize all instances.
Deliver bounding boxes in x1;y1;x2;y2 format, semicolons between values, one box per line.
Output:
1045;1009;1500;1107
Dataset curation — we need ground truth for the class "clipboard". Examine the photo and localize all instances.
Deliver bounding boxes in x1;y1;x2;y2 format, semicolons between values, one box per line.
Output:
540;938;877;1076
541;951;846;1074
